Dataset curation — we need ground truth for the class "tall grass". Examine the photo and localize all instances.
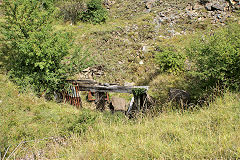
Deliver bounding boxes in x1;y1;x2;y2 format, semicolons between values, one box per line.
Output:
24;93;240;159
53;92;239;159
1;73;240;159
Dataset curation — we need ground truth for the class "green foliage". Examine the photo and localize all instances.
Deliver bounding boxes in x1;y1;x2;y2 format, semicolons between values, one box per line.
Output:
155;49;186;74
187;23;240;90
82;0;108;24
132;88;147;96
0;0;90;96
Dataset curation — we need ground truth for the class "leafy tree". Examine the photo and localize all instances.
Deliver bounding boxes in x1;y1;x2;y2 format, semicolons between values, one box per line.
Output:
1;0;91;96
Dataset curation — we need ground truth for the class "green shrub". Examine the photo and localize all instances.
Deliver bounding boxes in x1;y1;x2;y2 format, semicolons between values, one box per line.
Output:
0;0;90;96
58;0;86;24
82;0;108;24
155;49;186;74
187;23;240;90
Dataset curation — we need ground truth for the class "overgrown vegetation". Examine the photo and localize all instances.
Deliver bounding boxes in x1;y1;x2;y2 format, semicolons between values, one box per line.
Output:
58;0;108;24
1;0;240;159
82;0;108;24
0;74;126;158
154;23;240;102
0;74;239;159
155;48;186;74
187;23;240;90
0;0;91;96
58;0;86;24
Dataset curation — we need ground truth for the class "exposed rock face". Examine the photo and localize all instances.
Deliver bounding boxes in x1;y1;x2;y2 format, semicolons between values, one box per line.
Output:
109;96;128;112
168;88;190;106
204;1;228;11
153;0;235;36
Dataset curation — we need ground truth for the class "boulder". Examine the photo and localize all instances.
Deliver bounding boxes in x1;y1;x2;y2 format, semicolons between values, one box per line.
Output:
205;2;213;10
109;96;128;112
193;3;205;10
168;88;190;105
212;3;225;11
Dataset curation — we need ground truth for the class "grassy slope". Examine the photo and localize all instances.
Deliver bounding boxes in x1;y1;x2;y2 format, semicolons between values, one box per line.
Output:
51;93;240;159
1;0;240;159
1;73;240;159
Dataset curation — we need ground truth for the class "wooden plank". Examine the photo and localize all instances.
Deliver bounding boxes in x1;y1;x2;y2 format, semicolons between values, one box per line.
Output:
66;79;97;84
76;85;149;93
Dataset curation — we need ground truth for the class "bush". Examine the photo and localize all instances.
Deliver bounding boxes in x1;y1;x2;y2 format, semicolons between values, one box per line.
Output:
82;0;108;24
155;49;186;74
187;23;240;90
0;0;90;96
59;0;86;24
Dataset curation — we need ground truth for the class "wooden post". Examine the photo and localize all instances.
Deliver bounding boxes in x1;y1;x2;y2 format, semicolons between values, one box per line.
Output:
132;92;147;113
140;93;147;112
75;84;82;109
95;92;106;111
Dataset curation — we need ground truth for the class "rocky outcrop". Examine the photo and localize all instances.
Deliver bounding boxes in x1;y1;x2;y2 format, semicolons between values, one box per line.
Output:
153;0;236;37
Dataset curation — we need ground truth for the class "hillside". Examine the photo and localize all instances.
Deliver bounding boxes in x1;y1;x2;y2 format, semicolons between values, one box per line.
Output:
66;0;240;85
0;74;240;159
0;0;240;159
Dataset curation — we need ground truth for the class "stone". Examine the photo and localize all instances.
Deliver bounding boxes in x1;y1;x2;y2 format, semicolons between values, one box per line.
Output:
109;96;128;112
54;92;63;103
193;3;204;10
212;3;225;11
185;3;193;11
145;0;156;9
142;46;148;52
168;88;190;105
104;0;115;9
205;3;213;10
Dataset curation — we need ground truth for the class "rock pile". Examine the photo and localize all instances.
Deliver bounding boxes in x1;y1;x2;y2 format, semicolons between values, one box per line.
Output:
153;0;239;36
79;65;105;79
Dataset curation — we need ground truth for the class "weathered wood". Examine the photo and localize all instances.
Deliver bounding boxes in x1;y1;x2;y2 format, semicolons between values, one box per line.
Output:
65;80;149;112
77;85;149;93
66;79;97;85
67;80;149;94
95;92;106;111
